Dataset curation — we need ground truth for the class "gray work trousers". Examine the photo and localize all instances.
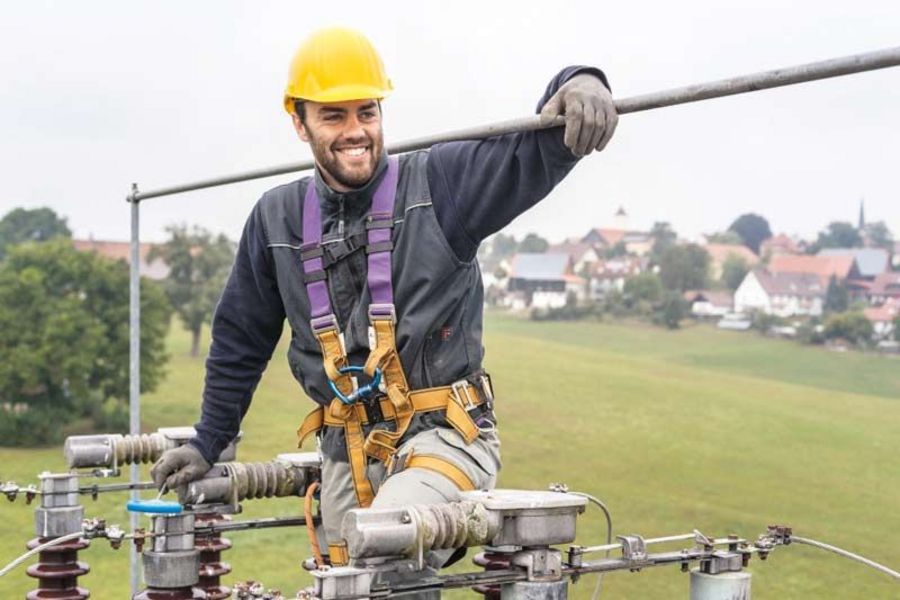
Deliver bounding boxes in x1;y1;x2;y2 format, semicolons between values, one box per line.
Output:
319;426;502;598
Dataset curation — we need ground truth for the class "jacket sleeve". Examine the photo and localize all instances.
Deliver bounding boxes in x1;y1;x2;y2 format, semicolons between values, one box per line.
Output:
427;66;610;262
189;201;286;464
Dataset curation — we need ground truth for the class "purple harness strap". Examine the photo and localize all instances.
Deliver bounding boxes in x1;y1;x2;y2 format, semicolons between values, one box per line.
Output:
301;158;400;330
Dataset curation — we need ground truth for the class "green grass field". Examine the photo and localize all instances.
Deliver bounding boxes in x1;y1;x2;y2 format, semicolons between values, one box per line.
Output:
2;314;898;598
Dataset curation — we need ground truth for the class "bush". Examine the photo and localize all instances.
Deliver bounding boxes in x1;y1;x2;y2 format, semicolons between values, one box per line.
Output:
823;311;874;347
653;291;688;329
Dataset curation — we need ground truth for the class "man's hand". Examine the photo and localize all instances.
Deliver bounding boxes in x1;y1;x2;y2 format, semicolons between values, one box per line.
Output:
540;74;618;157
150;445;212;491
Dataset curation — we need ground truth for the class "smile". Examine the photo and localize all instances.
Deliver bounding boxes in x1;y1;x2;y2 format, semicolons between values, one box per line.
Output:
336;146;369;157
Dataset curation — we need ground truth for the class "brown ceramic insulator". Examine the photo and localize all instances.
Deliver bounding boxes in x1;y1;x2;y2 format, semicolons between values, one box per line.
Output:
25;536;90;600
193;513;232;600
133;589;204;600
471;551;511;599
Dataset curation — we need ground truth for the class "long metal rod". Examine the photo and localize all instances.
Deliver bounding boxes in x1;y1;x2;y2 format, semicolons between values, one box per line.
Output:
129;45;900;202
128;186;141;595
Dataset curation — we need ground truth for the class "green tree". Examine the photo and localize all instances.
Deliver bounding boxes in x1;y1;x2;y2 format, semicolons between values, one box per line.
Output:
150;225;235;357
823;311;873;346
649;221;677;266
824;275;849;313
0;241;170;445
659;244;710;292
721;254;750;291
894;316;900;342
518;232;549;253
653;291;688;329
864;221;894;251
624;273;663;303
728;213;771;254
706;231;743;245
814;221;862;250
0;207;71;259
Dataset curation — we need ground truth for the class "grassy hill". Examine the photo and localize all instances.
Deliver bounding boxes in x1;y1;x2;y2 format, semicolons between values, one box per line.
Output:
1;314;898;598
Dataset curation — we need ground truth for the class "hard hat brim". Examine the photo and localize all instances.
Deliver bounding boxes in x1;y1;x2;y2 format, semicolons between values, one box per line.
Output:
283;84;393;114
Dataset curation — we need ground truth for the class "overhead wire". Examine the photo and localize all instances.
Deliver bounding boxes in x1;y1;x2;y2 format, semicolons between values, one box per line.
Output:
569;491;613;600
791;536;900;581
0;532;84;578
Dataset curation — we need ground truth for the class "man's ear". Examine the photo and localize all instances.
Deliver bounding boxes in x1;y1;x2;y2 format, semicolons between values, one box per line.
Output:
292;114;311;142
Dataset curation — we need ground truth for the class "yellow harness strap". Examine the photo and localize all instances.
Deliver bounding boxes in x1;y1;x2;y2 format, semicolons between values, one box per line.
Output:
296;386;487;448
328;542;349;567
315;327;354;395
300;309;486;510
394;453;476;491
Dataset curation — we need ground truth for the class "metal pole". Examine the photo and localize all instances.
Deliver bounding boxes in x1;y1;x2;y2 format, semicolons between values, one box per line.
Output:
129;45;900;202
128;184;141;595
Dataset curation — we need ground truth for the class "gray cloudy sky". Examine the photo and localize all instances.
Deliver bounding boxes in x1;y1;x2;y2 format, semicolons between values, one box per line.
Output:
1;1;898;244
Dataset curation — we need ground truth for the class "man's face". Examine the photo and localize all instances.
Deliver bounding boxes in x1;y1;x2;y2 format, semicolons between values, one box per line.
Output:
293;99;384;192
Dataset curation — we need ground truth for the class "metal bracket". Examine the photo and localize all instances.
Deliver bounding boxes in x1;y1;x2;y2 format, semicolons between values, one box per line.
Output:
511;548;563;581
617;535;647;562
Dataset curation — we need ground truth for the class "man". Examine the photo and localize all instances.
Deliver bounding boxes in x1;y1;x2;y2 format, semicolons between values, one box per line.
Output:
152;26;616;575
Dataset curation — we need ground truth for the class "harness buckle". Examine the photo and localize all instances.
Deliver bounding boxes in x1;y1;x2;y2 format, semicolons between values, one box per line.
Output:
310;314;339;334
361;394;385;425
450;380;479;412
368;303;396;324
452;378;496;435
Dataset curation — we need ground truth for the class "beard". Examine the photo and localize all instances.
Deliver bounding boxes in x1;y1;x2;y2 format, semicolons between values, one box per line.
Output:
309;129;383;190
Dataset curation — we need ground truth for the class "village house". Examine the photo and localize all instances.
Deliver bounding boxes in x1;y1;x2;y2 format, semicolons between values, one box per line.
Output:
589;255;644;299
72;239;170;280
547;239;602;274
581;207;653;257
767;254;860;283
863;298;899;340
760;233;804;259
505;253;585;310
684;290;734;318
867;271;900;305
734;269;825;317
818;247;889;280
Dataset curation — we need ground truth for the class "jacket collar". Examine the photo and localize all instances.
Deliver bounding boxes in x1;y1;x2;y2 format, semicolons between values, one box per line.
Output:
313;152;389;209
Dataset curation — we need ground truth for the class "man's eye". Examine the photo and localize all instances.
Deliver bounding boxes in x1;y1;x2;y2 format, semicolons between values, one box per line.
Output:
361;111;376;120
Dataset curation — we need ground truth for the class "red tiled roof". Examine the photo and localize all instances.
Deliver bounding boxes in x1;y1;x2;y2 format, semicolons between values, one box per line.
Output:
760;234;801;255
71;239;169;280
752;269;825;297
864;299;899;323
870;272;900;297
768;254;856;283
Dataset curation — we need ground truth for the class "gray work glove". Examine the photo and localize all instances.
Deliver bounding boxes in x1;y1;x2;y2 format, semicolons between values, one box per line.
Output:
540;73;618;157
150;444;211;491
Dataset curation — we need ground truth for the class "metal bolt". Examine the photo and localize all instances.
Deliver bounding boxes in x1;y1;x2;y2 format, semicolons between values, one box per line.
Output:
401;512;411;524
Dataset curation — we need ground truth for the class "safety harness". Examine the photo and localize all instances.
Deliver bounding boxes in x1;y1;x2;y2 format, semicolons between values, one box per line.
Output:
295;159;495;543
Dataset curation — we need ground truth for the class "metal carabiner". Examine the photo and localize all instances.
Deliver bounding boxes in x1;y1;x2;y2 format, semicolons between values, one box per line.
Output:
328;366;383;405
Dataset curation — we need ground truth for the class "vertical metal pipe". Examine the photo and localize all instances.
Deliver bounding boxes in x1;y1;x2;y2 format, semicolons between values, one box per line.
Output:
128;185;141;595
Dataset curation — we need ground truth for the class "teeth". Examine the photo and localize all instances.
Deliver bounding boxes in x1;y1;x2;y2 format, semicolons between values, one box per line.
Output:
340;147;367;157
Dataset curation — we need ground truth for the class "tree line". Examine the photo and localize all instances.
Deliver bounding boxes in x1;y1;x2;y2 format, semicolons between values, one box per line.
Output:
0;207;234;446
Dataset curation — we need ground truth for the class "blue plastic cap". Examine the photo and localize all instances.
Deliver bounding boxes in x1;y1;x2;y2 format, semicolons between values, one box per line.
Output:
126;499;183;514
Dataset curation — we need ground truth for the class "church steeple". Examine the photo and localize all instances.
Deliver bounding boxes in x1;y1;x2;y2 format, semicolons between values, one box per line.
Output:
858;198;865;230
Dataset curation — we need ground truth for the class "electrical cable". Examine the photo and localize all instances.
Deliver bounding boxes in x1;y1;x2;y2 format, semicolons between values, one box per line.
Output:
0;532;84;578
791;536;900;581
304;481;325;567
569;491;613;600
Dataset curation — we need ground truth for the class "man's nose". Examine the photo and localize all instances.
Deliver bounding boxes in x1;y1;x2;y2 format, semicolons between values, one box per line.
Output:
341;114;366;140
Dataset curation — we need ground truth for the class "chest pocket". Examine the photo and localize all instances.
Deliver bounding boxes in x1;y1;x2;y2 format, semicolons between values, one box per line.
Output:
423;300;471;387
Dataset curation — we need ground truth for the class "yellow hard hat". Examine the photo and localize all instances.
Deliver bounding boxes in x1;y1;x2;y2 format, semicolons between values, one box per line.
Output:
283;27;393;114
